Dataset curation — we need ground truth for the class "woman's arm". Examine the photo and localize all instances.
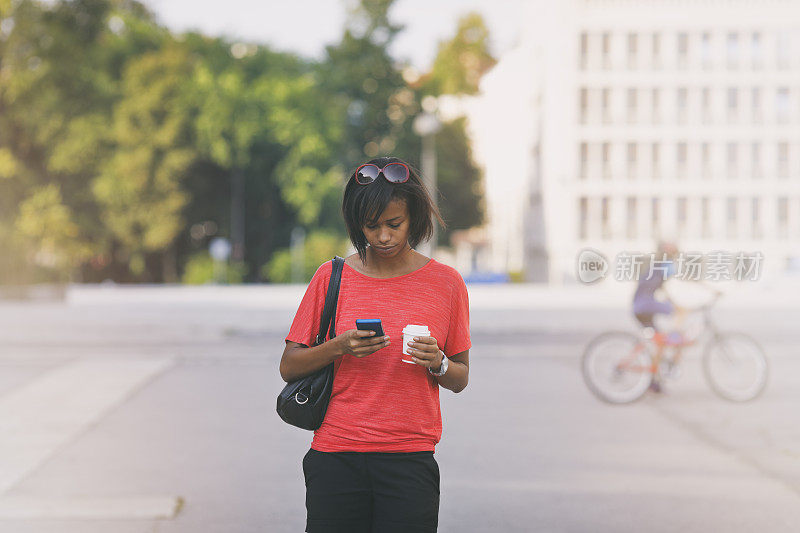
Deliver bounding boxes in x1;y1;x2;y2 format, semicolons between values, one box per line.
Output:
407;336;469;393
280;330;390;382
435;350;469;393
279;340;343;383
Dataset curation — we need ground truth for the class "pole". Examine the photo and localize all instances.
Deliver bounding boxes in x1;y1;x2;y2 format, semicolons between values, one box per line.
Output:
231;168;245;264
421;132;438;256
290;227;306;283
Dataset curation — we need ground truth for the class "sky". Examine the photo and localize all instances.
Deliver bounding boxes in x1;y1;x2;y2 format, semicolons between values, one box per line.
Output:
144;0;528;70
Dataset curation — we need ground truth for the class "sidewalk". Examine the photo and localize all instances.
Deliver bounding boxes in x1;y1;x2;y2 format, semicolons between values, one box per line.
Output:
63;275;800;310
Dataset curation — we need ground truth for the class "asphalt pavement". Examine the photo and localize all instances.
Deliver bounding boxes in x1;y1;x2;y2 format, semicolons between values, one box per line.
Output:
0;286;797;532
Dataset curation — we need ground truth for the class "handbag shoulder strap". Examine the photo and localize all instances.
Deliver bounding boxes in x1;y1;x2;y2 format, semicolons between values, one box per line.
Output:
314;256;345;346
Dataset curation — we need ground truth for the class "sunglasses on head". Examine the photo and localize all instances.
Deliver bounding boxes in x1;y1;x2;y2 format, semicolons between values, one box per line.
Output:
355;162;410;185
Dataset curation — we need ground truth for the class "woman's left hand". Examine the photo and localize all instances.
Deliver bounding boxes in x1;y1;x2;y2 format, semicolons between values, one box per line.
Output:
408;336;444;370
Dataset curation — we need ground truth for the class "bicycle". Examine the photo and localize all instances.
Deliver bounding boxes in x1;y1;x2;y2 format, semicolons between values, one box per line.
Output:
581;292;769;404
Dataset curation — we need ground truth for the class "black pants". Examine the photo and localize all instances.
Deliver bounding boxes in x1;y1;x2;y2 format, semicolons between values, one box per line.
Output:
302;448;440;533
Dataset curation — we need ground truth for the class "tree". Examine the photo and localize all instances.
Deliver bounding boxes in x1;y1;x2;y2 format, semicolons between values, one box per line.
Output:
422;12;496;96
320;0;418;166
434;117;485;245
92;44;196;281
416;13;494;246
189;41;344;281
14;183;92;278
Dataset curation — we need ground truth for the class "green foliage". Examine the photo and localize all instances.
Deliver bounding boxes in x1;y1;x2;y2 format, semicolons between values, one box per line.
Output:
422;13;496;96
182;250;246;285
0;0;491;285
262;230;350;283
92;44;196;277
420;13;492;246
320;0;417;165
0;148;18;179
14;183;92;275
435;117;485;245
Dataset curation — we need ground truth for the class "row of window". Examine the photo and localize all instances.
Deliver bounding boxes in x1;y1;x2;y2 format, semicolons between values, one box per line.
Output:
578;86;798;125
579;30;799;70
578;141;798;180
578;196;796;240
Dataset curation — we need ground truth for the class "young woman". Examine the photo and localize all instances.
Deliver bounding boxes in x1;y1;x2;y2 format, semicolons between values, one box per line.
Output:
281;156;471;533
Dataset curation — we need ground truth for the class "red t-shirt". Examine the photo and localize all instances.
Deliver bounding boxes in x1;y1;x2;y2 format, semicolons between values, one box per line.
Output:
285;257;471;452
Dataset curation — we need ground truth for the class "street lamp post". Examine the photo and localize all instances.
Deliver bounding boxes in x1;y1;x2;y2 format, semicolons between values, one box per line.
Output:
413;97;442;258
290;226;306;284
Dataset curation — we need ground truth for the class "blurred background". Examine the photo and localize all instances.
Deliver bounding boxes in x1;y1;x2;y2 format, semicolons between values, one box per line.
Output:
0;0;502;288
1;0;799;531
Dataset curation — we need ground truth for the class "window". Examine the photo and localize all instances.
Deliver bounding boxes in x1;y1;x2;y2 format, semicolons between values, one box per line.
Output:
677;197;688;235
627;142;637;179
701;32;712;69
579;142;588;179
778;141;789;178
652;143;661;179
751;32;763;69
777;31;790;69
652;88;660;123
778;197;789;238
727;142;738;178
776;88;790;123
626;88;637;123
579;88;588;124
677;87;688;123
751;198;761;238
727;87;738;122
727;32;739;68
677;142;688;179
702;142;711;179
627;33;638;68
601;33;611;68
580;32;588;69
751;142;761;178
751;87;762;123
601;88;611;123
651;198;660;237
727;197;737;239
602;142;611;179
626;197;637;239
652;33;661;68
702;88;712;123
579;197;588;239
677;32;688;69
601;197;610;239
701;197;711;238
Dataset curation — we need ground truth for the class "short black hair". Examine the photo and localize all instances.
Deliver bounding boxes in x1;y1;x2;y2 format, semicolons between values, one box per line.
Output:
342;156;446;265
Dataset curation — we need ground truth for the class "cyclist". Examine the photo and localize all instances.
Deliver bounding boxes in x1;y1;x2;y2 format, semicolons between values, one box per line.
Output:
632;241;688;393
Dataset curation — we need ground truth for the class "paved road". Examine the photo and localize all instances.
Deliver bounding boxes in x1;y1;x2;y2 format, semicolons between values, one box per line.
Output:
0;297;797;532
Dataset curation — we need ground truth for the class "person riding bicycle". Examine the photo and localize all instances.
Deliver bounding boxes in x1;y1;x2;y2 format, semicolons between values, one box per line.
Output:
632;241;688;393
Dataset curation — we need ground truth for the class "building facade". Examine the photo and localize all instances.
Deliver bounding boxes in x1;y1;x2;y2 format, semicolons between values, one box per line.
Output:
466;0;800;283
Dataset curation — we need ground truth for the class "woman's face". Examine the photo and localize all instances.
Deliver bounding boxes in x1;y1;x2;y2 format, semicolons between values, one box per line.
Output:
363;198;411;256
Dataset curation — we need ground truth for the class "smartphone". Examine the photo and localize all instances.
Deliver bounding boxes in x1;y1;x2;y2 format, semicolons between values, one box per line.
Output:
356;319;385;337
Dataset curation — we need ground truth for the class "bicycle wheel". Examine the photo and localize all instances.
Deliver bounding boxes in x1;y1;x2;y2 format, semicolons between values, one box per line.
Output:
703;333;769;402
581;331;654;404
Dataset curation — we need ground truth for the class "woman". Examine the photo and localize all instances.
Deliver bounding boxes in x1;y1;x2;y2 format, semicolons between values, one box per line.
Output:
632;240;686;392
280;156;471;533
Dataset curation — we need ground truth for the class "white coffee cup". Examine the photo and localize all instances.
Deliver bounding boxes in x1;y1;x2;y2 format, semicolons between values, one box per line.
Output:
402;324;430;364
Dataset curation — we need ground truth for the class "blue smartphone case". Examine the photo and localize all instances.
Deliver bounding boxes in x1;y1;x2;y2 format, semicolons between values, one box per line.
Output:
356;319;384;337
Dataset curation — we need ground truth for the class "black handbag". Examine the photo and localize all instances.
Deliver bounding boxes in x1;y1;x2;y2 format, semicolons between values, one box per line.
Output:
277;256;344;430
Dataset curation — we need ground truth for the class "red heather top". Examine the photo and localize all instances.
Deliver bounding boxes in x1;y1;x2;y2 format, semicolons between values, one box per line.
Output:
285;257;471;452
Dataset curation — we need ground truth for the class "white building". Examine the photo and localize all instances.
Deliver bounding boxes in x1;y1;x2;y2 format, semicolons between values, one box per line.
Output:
465;0;800;283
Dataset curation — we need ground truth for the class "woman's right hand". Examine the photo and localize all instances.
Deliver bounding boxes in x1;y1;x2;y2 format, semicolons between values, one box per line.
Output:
334;329;390;358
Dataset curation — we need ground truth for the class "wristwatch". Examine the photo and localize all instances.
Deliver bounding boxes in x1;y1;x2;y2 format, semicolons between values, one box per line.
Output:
428;350;449;377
